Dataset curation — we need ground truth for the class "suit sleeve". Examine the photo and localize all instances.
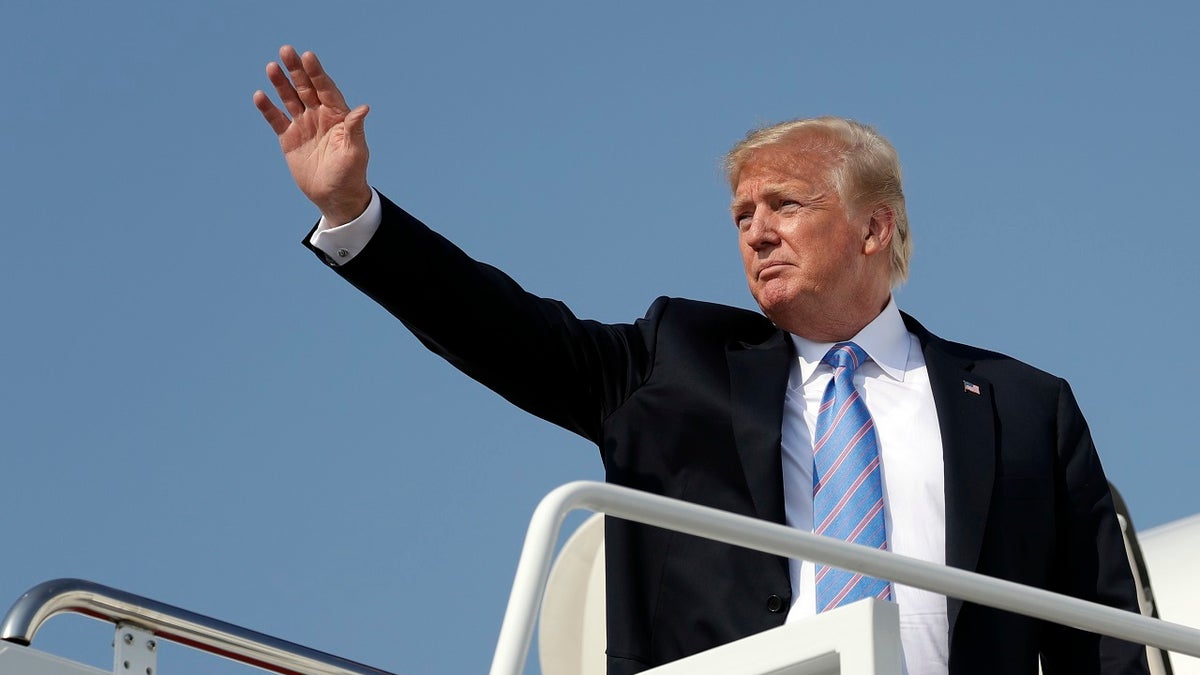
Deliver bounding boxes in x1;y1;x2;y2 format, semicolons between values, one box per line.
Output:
1039;380;1149;674
304;193;656;445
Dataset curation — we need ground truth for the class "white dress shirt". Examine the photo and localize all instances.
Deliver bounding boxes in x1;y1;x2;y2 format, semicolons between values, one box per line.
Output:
783;298;948;674
308;189;382;263
310;196;950;673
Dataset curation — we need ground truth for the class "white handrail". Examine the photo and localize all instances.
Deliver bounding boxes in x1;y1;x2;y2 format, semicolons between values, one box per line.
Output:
490;480;1200;675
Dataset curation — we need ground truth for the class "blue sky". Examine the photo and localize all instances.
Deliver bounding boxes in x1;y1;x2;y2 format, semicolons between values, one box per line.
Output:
3;1;1198;673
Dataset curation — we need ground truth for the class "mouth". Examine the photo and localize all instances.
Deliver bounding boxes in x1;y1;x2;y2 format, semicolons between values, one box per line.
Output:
757;261;789;280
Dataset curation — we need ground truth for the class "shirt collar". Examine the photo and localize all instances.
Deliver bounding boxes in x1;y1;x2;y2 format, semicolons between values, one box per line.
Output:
788;296;911;385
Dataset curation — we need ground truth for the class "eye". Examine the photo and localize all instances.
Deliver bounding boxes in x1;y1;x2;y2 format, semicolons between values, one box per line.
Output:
734;213;752;231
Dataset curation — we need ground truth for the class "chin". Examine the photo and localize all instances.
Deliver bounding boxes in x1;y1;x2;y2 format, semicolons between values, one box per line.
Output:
752;294;793;326
752;288;820;333
752;282;795;311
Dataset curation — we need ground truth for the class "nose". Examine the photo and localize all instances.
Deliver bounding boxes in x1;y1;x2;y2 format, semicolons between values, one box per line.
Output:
743;207;780;251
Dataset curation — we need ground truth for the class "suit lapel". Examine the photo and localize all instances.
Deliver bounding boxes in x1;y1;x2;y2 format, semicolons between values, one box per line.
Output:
907;315;996;638
726;330;792;527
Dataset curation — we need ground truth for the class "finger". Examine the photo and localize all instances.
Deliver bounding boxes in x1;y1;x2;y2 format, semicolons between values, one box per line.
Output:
266;61;304;118
253;90;292;136
301;50;349;111
344;104;370;141
279;44;320;110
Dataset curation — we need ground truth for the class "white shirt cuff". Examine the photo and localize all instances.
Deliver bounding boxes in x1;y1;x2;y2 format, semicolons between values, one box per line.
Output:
309;189;382;265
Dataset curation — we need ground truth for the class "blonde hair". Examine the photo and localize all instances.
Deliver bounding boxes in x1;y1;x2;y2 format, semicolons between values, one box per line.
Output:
724;117;912;286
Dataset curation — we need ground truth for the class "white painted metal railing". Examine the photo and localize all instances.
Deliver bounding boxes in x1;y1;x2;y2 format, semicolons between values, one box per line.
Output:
491;480;1200;675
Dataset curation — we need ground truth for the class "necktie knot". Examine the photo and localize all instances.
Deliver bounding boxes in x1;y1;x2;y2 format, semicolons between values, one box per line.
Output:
822;341;869;375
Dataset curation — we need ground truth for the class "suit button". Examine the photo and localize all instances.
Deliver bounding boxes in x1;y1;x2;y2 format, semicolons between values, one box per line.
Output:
766;594;784;613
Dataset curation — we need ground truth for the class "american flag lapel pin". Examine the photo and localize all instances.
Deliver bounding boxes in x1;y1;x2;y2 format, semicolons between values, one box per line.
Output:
963;380;981;395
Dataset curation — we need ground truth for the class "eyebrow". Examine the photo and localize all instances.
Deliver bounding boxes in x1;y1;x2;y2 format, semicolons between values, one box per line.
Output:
730;183;822;214
731;183;783;214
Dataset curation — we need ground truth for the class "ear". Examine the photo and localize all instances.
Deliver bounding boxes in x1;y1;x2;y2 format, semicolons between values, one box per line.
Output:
863;205;896;257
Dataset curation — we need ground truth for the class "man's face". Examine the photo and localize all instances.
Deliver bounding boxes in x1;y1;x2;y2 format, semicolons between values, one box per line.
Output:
731;139;878;332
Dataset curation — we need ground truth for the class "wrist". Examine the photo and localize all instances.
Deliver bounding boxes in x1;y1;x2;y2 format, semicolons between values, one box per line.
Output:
318;187;373;227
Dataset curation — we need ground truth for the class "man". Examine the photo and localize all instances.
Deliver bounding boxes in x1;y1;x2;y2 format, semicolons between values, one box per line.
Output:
254;46;1148;674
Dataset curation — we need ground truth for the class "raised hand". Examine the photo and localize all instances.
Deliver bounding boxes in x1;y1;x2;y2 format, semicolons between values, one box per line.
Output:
254;46;373;225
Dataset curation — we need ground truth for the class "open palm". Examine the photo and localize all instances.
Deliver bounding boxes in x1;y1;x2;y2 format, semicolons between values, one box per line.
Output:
254;46;372;225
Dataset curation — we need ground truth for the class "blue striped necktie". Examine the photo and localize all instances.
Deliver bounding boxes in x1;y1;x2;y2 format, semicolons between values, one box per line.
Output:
813;341;893;612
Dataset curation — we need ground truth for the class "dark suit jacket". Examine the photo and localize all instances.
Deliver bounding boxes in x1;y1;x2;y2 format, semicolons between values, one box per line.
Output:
308;195;1148;674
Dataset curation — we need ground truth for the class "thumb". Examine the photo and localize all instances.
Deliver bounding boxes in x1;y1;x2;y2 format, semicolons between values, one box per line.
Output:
345;104;370;141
